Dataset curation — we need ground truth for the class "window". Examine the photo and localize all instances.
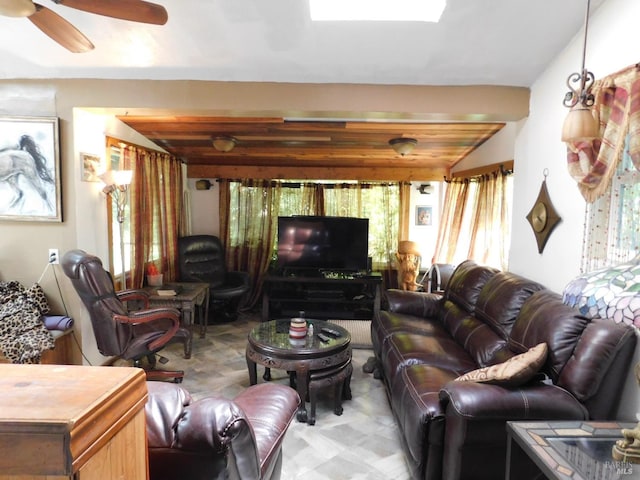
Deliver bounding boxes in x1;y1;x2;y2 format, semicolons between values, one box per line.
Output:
106;138;183;289
227;181;400;269
583;134;640;272
434;168;513;270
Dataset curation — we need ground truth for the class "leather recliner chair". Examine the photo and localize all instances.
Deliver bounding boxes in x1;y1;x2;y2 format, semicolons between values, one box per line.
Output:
145;381;300;480
178;235;250;322
62;249;192;382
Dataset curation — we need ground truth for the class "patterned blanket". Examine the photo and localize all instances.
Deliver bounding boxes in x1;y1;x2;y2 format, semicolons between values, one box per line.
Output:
0;281;54;363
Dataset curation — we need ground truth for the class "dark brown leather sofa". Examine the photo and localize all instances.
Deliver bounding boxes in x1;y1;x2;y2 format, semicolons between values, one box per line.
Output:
145;382;300;480
371;260;637;480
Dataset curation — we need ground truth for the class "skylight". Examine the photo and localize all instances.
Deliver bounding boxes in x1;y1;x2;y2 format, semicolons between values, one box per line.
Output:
309;0;446;22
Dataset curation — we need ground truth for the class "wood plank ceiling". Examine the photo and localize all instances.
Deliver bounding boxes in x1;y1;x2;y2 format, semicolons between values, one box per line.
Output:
118;115;505;181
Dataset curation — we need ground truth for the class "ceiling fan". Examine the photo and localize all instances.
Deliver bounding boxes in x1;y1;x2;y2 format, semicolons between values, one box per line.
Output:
0;0;168;53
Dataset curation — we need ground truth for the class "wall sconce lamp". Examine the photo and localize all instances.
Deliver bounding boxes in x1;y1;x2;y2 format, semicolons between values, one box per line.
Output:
212;136;237;152
195;179;212;190
561;0;599;143
99;169;133;288
99;170;133;222
389;137;418;156
418;183;433;194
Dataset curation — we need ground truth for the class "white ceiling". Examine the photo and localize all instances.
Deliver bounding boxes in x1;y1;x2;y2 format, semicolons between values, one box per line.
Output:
0;0;606;86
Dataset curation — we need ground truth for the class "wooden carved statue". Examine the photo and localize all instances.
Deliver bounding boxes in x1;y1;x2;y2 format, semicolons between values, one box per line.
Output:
612;363;640;464
396;240;422;291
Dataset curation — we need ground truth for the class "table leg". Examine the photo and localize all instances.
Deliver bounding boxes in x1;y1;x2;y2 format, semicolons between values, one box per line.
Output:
201;288;210;338
295;366;309;423
185;305;194;329
247;357;257;386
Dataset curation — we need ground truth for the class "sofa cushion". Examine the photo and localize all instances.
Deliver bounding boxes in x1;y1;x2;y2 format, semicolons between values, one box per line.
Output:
453;342;548;387
443;303;509;368
373;309;445;354
382;332;477;380
474;272;545;339
557;319;637;417
509;290;589;382
444;261;498;314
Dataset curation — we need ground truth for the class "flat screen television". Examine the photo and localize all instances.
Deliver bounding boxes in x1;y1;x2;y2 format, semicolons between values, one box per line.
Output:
277;216;369;272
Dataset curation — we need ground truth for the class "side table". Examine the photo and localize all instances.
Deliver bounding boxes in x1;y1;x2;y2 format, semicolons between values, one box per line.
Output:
147;282;210;337
506;421;640;480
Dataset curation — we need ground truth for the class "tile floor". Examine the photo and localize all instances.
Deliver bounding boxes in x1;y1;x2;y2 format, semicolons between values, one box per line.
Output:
159;311;412;480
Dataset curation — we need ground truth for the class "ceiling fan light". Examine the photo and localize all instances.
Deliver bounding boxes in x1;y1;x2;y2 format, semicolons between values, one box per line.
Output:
389;137;417;156
561;106;599;142
0;0;35;17
212;136;237;152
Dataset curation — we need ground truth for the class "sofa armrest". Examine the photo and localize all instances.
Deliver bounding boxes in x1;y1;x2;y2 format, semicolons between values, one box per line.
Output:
234;383;300;477
439;381;588;420
385;289;443;318
437;382;588;480
145;382;299;480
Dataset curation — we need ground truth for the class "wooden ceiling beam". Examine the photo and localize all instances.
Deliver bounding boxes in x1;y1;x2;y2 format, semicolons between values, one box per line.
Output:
187;164;449;182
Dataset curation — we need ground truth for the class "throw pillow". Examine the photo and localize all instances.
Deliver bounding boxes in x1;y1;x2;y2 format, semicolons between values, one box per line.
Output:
454;342;548;387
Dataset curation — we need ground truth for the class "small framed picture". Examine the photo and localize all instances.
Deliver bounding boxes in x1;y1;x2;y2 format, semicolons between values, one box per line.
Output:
81;152;103;182
416;205;432;226
0;116;62;222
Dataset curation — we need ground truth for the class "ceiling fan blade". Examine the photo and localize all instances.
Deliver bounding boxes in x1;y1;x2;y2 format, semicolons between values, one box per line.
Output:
53;0;168;25
29;4;94;52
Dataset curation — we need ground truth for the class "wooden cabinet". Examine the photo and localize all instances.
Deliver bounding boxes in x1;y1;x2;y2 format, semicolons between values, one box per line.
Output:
0;364;148;480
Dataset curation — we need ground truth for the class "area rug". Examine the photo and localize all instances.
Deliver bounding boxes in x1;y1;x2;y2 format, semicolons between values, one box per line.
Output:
327;319;372;349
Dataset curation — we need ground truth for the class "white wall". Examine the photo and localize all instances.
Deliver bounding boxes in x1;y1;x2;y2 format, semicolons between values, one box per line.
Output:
454;122;517;174
407;181;442;269
510;0;640;420
187;178;219;235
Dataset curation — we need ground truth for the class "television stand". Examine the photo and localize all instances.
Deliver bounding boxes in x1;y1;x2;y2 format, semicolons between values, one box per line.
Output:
262;273;381;322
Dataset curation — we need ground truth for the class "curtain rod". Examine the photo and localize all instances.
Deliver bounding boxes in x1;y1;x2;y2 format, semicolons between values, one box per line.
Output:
444;162;513;183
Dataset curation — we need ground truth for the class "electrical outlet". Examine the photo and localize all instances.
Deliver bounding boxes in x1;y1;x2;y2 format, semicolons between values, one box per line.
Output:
48;248;59;264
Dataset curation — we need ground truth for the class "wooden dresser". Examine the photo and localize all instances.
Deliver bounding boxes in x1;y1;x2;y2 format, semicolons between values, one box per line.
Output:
0;364;149;479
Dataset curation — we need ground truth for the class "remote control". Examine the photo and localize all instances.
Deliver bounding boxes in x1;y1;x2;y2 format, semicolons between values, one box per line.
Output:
321;327;341;337
317;333;331;343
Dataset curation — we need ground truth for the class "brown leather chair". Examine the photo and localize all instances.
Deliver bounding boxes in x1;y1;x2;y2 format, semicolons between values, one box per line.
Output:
145;382;300;480
62;249;192;382
178;235;250;322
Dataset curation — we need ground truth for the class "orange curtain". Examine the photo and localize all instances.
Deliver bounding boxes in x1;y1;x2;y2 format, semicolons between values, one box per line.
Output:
221;179;282;308
111;139;183;288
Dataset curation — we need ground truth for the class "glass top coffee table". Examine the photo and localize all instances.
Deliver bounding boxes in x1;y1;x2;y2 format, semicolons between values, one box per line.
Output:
246;318;351;423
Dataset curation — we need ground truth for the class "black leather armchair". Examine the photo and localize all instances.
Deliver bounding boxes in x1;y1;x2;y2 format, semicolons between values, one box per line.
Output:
62;249;192;382
145;382;300;480
178;235;250;322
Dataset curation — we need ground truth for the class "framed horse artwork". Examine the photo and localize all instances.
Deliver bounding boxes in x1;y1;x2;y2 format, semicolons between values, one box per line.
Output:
0;116;62;222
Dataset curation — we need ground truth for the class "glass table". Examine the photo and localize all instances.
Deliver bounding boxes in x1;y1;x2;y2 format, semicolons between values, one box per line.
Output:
507;421;640;480
246;318;351;423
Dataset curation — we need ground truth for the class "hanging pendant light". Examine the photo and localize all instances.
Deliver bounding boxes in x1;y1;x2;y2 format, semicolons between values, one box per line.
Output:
561;0;599;143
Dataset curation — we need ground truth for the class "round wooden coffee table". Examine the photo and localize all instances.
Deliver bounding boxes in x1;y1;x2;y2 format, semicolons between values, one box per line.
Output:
246;318;351;423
